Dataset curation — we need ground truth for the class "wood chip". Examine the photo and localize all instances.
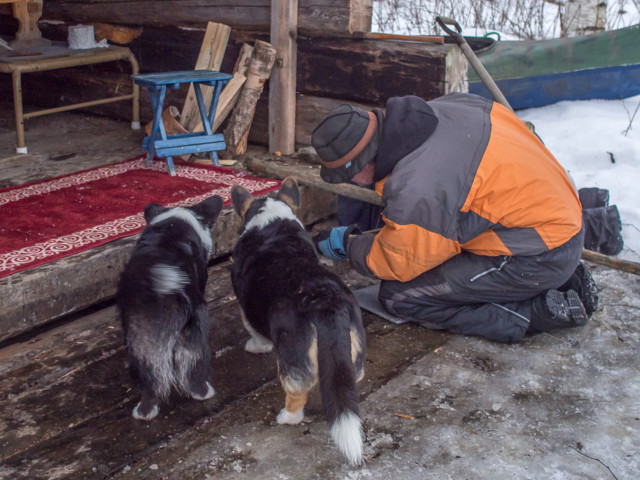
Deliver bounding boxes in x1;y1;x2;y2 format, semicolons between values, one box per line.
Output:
394;413;415;420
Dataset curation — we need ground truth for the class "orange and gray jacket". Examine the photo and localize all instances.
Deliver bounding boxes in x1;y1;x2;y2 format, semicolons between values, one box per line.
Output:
347;93;583;282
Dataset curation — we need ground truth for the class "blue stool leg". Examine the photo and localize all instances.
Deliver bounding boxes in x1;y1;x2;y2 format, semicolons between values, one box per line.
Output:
207;80;225;129
209;150;219;166
165;156;176;176
193;84;212;135
146;86;168;167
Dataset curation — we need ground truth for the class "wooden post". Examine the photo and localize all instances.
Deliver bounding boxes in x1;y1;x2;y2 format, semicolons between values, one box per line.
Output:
223;40;277;156
180;22;231;131
269;0;298;155
349;0;374;34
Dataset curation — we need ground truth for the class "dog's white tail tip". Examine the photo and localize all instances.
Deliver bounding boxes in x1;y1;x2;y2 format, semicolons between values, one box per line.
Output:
330;411;364;466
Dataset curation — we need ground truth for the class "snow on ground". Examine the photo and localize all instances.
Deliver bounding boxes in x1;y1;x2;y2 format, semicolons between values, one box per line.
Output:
517;94;640;263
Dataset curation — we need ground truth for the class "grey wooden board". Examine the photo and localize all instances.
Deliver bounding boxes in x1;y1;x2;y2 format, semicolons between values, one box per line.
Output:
353;282;409;325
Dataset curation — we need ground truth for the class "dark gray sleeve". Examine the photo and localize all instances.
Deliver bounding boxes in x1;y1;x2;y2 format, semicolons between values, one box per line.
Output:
346;233;377;277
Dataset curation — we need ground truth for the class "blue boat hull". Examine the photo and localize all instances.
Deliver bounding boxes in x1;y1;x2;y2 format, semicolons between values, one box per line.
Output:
469;63;640;109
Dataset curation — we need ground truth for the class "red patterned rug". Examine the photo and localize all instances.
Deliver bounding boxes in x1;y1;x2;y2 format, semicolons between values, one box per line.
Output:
0;156;280;278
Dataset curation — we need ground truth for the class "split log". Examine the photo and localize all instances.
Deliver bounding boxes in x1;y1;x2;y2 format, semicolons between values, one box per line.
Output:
191;44;253;134
190;73;246;134
180;22;231;132
223;40;276;156
233;43;254;76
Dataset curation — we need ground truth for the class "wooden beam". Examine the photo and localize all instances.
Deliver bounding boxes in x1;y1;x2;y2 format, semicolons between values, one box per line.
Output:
295;36;462;105
245;155;383;206
180;22;231;132
41;0;373;38
269;0;298;155
354;32;445;44
581;250;640;276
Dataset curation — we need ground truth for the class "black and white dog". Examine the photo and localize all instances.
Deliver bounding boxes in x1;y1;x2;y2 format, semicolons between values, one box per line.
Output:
230;177;367;466
117;195;223;420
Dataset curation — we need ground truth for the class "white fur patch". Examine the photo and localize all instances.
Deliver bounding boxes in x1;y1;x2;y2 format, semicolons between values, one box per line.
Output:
174;341;200;386
244;335;274;354
331;412;364;466
277;407;304;425
132;403;159;421
242;312;274;353
243;198;303;233
150;207;213;256
150;264;189;296
191;381;215;400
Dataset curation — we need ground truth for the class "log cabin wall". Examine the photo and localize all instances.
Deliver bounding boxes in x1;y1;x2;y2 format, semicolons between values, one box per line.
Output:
0;0;465;149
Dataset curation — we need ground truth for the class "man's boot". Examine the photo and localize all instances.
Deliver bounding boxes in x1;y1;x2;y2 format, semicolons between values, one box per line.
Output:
559;261;598;317
583;205;624;256
528;289;588;334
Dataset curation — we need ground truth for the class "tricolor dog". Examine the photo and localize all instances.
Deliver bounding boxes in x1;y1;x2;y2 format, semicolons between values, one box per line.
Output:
117;195;223;420
230;177;367;466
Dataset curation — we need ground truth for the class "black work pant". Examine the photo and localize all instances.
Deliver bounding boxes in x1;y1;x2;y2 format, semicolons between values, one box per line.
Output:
378;228;585;343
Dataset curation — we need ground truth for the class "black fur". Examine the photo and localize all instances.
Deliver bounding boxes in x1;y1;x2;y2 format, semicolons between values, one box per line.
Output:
117;195;223;420
230;177;367;465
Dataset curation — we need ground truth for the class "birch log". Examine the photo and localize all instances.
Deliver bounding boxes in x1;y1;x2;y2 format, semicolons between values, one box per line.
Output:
223;40;277;156
562;0;607;37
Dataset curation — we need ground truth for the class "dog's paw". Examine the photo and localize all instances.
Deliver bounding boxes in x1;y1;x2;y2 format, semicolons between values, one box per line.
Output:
277;407;304;425
132;403;159;421
245;336;274;354
191;381;215;400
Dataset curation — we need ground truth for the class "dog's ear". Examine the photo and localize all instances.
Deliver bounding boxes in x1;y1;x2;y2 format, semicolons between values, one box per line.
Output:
230;185;253;220
144;203;167;224
191;195;224;227
276;177;300;211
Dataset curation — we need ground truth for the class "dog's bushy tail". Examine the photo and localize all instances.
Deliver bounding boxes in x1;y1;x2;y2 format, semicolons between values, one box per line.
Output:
314;304;364;466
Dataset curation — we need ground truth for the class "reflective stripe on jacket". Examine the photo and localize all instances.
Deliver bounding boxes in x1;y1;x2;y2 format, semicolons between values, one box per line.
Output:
350;93;582;282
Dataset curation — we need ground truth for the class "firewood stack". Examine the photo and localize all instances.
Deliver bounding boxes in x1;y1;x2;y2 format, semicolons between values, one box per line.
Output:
170;21;277;161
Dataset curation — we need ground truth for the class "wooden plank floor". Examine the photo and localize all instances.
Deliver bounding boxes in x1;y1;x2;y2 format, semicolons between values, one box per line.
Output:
0;259;448;479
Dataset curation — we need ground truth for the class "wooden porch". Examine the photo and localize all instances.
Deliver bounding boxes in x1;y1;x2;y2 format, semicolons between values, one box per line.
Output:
1;2;638;479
